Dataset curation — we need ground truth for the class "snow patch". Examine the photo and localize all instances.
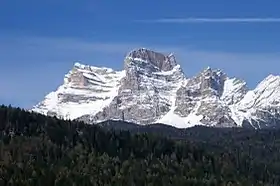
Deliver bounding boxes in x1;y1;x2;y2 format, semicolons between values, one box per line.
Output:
157;112;203;128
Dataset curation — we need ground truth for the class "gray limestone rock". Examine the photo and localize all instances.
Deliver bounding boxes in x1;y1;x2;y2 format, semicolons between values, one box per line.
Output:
78;48;185;124
174;68;240;127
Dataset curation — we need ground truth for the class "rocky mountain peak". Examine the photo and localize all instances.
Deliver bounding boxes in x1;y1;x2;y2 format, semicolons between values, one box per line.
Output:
125;48;177;72
65;62;115;88
64;62;90;88
200;67;224;77
73;62;90;70
192;67;227;97
255;74;280;90
238;74;280;110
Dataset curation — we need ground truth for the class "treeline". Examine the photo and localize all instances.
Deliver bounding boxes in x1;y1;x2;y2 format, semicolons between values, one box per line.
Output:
0;105;279;185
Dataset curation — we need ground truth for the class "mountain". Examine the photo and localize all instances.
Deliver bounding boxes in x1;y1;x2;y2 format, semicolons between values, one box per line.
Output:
233;75;280;128
32;48;280;129
32;62;125;120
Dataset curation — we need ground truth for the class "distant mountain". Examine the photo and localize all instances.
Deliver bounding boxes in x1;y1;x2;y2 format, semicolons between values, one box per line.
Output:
32;48;280;129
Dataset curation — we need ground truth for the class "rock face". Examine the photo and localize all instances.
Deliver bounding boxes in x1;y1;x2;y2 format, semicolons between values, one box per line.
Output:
79;48;186;125
173;68;237;127
32;48;280;129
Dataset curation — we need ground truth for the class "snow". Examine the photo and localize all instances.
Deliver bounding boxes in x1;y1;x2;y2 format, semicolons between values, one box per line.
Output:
238;74;280;109
238;91;256;109
153;65;182;76
157;112;203;128
32;63;126;120
126;57;150;64
229;74;280;127
221;77;247;104
74;62;84;68
82;73;99;81
74;61;114;72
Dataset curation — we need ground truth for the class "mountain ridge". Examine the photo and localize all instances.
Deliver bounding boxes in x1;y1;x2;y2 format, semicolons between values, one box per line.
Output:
32;48;280;129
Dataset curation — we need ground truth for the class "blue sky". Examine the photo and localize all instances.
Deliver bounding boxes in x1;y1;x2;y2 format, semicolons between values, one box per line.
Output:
1;0;280;108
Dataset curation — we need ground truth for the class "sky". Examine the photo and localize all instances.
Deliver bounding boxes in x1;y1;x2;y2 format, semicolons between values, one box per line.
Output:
1;0;280;108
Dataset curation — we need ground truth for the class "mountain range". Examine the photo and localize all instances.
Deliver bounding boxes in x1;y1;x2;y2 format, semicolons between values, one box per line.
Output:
31;48;280;129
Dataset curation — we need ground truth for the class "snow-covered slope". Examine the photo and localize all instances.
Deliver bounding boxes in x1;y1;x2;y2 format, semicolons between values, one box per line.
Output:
231;75;280;128
32;48;280;129
32;62;125;120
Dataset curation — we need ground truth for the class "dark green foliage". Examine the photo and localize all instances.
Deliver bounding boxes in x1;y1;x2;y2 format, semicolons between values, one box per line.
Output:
0;105;279;185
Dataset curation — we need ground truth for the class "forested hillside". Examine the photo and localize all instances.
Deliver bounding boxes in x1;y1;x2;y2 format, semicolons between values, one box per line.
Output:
0;105;280;185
